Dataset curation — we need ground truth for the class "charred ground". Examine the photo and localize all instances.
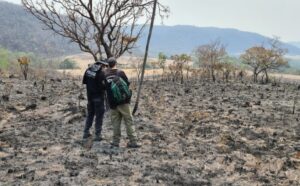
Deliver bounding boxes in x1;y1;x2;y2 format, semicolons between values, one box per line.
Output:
0;75;299;185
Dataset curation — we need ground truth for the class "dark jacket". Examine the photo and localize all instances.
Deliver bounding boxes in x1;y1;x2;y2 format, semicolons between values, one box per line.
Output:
104;68;131;109
83;63;106;101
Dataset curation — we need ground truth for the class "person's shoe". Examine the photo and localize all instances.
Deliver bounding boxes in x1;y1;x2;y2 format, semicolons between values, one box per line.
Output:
110;142;119;148
83;133;91;139
94;135;103;141
127;143;141;148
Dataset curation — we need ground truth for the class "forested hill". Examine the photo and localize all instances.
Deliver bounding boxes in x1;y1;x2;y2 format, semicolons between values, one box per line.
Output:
138;25;300;56
1;1;300;57
0;1;79;57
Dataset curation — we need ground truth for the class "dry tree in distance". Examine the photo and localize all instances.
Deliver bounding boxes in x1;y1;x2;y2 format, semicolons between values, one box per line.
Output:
18;56;30;80
22;0;169;61
194;40;227;82
240;38;288;83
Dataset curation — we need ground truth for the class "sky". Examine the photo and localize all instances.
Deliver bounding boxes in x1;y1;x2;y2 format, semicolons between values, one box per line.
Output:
4;0;300;42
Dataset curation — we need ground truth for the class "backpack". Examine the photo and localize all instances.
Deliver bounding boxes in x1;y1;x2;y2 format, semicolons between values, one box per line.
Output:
85;63;101;79
107;75;132;105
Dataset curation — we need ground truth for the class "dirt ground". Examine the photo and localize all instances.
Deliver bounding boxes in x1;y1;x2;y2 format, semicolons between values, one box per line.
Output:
0;74;300;185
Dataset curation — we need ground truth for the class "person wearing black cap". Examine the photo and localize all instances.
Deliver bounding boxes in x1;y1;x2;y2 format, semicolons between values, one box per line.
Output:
82;60;107;141
105;57;140;148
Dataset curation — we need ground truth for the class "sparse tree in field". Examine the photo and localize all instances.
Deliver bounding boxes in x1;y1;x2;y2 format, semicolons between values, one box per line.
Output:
132;57;143;83
158;52;167;79
170;54;191;84
240;38;288;83
240;46;264;83
261;39;288;83
190;68;202;80
22;0;168;61
195;40;227;82
150;60;158;81
219;62;236;83
167;63;177;82
184;63;191;80
18;56;30;80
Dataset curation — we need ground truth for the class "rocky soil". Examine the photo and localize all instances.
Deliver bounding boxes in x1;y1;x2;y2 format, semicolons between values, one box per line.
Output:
0;75;300;185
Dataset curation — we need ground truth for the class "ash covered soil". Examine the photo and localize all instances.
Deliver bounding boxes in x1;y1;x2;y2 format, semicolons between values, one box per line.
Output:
0;76;300;186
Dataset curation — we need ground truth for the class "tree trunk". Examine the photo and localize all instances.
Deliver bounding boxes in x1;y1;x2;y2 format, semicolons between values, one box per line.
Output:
162;67;165;82
212;69;216;82
181;68;184;84
132;0;157;115
264;70;269;84
253;70;257;83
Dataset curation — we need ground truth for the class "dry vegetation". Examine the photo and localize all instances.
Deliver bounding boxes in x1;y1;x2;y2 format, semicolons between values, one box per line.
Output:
1;1;298;185
0;66;299;185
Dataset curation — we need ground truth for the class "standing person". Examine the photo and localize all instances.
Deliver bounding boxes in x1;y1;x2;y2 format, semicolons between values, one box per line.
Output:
82;61;107;141
105;57;140;148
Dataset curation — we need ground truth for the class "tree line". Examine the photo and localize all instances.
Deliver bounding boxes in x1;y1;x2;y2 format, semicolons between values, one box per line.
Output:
155;38;288;84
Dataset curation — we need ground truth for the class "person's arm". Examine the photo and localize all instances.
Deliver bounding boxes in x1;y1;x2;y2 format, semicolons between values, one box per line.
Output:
118;70;130;86
97;71;106;90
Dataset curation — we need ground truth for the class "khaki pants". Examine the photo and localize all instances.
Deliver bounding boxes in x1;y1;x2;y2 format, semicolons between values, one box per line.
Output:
110;104;137;145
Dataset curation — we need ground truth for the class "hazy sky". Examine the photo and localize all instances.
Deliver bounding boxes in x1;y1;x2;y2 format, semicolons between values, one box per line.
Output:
4;0;300;42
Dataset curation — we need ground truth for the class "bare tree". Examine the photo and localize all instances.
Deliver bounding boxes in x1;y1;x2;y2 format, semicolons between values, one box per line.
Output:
150;60;158;81
132;0;158;115
240;46;264;83
170;54;191;84
132;56;143;82
22;0;168;61
195;40;227;82
240;38;288;83
261;39;288;83
158;52;167;79
219;62;236;83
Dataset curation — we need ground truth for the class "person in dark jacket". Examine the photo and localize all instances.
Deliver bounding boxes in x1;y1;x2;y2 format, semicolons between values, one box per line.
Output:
82;61;107;141
104;57;140;148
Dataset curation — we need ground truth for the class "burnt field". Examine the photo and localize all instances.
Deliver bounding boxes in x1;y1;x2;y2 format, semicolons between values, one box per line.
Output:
0;76;299;185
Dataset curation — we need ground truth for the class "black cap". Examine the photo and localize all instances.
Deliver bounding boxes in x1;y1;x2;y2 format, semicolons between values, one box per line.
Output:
95;60;108;66
107;57;117;66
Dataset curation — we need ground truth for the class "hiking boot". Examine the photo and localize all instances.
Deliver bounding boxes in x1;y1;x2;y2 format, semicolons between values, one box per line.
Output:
94;135;103;141
127;143;141;148
83;133;91;139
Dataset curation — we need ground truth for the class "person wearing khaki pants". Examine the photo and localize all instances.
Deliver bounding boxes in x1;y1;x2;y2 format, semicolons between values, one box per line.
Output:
105;57;140;148
110;104;137;147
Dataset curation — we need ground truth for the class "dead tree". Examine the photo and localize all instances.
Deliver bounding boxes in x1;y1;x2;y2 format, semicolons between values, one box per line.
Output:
158;52;167;80
22;0;168;61
261;38;288;83
195;40;227;82
171;54;191;84
18;56;30;80
219;62;236;83
133;0;164;115
132;57;143;83
240;46;264;83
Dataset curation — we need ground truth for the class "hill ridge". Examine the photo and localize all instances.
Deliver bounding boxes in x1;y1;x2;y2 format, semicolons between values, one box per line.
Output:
1;1;300;57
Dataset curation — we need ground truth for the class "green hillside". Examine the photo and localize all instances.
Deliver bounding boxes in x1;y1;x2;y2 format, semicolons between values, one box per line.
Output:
0;1;79;57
